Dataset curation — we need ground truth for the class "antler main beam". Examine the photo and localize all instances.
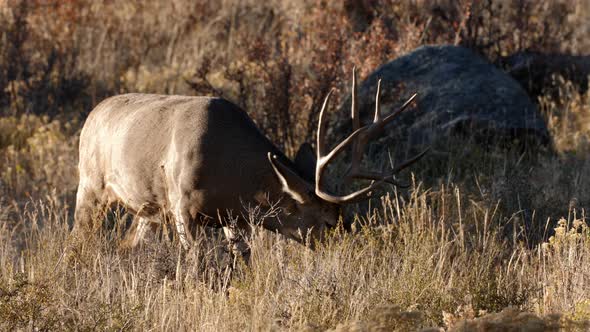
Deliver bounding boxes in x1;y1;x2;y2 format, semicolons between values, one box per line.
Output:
315;67;428;204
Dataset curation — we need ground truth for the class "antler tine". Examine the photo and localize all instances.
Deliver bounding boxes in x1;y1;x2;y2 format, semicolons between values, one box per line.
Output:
316;88;334;159
322;147;430;204
351;66;360;132
344;146;429;190
389;147;430;175
347;170;409;187
373;79;382;123
347;77;382;182
348;68;364;178
382;93;417;126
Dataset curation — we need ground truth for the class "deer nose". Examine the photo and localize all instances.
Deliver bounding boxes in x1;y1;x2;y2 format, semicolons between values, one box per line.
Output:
342;220;353;232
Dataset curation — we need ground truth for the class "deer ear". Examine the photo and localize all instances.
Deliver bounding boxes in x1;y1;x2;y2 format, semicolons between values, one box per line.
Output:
294;143;316;183
268;153;313;204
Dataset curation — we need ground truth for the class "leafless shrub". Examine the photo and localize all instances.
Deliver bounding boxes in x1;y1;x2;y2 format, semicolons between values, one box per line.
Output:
0;1;90;116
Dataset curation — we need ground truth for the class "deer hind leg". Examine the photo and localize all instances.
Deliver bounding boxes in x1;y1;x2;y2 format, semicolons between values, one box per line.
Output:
121;215;162;249
223;226;251;267
220;211;251;266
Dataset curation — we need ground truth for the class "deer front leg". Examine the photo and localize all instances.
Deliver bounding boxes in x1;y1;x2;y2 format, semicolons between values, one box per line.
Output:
173;199;195;250
219;209;252;267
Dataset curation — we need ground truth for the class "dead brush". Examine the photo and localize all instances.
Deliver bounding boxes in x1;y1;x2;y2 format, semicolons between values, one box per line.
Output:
186;2;350;155
539;75;590;154
0;114;78;202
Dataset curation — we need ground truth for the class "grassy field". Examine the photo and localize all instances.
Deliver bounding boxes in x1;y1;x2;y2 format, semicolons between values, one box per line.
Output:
2;1;590;330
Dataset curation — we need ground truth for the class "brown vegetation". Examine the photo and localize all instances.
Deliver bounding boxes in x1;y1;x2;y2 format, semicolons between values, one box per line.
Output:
1;0;590;330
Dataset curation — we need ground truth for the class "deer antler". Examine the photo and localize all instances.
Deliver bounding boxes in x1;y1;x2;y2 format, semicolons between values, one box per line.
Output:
315;67;428;204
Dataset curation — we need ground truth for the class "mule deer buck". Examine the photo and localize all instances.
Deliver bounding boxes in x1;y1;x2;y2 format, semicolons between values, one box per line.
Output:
73;68;426;251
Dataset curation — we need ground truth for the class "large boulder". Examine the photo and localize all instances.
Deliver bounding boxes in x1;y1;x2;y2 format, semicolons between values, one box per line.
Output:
498;51;590;97
334;45;550;153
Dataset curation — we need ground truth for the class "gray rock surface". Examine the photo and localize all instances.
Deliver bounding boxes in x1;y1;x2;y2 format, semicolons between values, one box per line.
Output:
334;45;550;153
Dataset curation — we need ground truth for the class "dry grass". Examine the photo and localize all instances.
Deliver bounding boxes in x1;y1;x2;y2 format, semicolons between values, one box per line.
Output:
1;0;590;331
3;172;590;330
